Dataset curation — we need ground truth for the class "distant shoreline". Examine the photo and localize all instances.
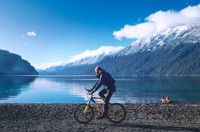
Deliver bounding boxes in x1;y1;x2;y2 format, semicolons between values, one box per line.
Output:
2;74;200;77
0;103;200;131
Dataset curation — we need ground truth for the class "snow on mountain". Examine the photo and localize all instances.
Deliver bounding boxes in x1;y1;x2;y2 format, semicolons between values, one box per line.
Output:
37;46;124;71
116;24;200;56
34;61;66;70
67;46;124;66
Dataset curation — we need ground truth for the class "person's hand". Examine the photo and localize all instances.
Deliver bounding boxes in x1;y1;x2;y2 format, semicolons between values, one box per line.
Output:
88;90;93;95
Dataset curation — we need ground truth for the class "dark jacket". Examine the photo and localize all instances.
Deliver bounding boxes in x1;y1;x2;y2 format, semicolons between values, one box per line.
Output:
92;70;116;92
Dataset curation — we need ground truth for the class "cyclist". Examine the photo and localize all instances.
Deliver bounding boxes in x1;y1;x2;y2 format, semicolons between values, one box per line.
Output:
89;66;116;119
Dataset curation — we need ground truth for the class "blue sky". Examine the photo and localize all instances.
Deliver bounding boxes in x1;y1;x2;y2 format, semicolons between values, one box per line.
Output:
0;0;200;68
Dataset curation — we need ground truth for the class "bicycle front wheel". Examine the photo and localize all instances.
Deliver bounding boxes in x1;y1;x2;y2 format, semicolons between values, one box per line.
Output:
74;103;94;124
107;103;126;123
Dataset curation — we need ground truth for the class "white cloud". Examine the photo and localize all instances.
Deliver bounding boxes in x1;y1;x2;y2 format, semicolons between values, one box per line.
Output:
113;4;200;40
68;46;124;63
27;31;36;37
113;23;156;40
33;61;66;70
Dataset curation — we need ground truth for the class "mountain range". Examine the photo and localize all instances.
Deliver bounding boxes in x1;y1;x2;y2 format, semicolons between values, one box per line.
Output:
38;46;124;74
0;50;38;75
38;24;200;76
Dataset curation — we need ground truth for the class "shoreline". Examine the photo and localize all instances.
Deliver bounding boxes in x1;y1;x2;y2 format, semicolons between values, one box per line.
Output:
0;103;200;131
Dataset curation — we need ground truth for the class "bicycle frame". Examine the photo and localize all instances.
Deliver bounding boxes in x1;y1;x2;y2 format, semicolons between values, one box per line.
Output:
84;94;105;114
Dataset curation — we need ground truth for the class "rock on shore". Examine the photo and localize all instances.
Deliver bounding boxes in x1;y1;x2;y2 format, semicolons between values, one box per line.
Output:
0;103;200;131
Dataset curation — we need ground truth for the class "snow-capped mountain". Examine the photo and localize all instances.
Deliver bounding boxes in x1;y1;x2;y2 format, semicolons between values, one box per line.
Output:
97;24;200;75
38;46;124;74
39;24;200;75
116;24;200;56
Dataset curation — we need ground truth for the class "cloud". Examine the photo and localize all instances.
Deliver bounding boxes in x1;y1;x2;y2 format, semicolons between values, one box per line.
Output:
113;23;156;40
113;4;200;40
27;31;36;37
68;46;124;63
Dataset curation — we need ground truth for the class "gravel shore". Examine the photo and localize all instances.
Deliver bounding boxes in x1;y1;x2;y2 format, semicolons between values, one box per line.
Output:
0;103;200;132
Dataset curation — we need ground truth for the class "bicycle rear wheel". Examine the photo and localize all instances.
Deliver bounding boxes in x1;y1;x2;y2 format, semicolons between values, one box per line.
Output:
107;103;126;123
74;103;94;124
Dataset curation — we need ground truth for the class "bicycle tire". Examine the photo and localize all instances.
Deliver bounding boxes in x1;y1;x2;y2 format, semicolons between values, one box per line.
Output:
74;103;94;124
107;103;126;123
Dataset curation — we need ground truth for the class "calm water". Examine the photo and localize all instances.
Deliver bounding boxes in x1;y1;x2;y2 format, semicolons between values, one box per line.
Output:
0;75;200;103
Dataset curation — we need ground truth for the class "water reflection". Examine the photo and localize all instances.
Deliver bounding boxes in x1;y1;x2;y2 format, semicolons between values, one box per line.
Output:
114;76;200;103
30;76;98;103
0;76;200;103
0;76;37;100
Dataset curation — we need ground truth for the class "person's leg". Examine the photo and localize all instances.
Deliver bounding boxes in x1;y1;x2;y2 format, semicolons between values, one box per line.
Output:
104;90;114;114
99;89;107;99
97;89;114;119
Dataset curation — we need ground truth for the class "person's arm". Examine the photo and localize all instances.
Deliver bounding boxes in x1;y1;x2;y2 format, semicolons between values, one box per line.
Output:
91;73;105;93
90;81;99;91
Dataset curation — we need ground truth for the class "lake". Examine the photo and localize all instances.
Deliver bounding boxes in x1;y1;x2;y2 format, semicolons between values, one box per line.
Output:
0;75;200;103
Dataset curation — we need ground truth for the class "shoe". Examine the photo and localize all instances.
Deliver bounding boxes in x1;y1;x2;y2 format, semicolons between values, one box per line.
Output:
96;113;107;119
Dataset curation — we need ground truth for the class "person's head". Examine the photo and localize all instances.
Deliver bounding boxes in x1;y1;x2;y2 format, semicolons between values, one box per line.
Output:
95;66;102;75
166;97;170;100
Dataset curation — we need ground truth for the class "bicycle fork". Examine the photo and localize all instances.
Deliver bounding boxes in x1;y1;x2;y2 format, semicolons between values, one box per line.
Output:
84;101;90;114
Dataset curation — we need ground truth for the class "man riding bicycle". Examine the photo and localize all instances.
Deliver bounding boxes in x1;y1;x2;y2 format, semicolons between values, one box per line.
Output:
89;66;116;119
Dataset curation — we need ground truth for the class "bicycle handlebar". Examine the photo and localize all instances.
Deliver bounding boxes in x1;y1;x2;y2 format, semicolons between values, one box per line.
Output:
84;87;90;92
84;87;93;95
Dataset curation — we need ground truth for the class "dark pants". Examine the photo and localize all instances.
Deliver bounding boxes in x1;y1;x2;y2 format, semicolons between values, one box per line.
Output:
99;88;114;114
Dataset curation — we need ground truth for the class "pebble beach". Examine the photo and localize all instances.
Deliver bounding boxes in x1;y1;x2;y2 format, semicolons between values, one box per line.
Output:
0;103;200;132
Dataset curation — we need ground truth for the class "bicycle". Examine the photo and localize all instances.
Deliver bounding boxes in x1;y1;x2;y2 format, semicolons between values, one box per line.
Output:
74;88;126;124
